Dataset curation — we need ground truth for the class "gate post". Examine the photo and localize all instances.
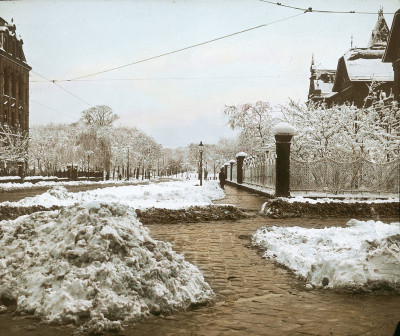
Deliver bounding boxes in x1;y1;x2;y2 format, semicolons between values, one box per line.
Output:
229;160;235;181
236;152;247;184
224;162;230;180
272;123;296;197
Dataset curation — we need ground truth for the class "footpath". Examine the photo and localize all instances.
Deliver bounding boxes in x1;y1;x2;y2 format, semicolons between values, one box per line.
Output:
0;185;399;336
126;185;400;336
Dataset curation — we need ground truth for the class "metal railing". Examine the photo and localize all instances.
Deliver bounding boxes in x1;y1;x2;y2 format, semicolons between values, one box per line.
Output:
290;157;400;194
242;154;276;189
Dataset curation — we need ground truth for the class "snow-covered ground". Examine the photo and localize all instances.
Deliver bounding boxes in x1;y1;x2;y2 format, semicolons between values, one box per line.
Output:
252;219;400;289
0;178;148;192
277;196;398;204
3;180;225;210
0;201;215;333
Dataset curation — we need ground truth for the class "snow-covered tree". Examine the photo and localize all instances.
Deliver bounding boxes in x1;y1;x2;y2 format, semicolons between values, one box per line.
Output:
0;124;28;169
281;99;400;162
224;101;279;154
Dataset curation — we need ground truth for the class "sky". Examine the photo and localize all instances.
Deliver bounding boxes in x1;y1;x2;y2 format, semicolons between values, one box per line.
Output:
1;0;399;148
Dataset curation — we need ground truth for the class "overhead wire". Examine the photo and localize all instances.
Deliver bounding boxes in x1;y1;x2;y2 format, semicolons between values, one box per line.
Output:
30;74;308;83
59;12;305;82
258;0;396;14
30;99;77;120
31;70;91;106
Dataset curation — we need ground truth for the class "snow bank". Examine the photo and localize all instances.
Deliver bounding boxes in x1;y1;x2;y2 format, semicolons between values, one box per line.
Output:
279;196;398;204
5;180;225;210
252;219;400;289
0;179;146;192
0;202;214;333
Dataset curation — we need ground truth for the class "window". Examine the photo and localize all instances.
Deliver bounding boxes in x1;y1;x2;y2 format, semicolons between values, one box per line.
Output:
4;69;9;96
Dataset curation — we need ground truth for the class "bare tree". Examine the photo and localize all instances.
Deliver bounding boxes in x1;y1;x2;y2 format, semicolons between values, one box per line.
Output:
80;105;119;127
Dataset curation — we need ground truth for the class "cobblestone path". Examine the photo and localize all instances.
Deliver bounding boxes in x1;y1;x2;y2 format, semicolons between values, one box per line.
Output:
123;186;400;336
0;186;399;336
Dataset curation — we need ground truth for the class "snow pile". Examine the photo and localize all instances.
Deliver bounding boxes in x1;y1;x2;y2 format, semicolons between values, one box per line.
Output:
278;196;398;204
0;202;214;333
0;179;147;192
5;180;225;210
252;219;400;289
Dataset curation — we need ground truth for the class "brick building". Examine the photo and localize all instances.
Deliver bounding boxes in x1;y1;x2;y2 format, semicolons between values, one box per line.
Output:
0;18;31;133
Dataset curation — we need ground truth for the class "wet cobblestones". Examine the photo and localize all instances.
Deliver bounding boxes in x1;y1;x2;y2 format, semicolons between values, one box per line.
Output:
0;185;399;335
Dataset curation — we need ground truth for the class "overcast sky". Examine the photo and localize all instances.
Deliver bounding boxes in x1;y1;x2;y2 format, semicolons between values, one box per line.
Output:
2;0;399;148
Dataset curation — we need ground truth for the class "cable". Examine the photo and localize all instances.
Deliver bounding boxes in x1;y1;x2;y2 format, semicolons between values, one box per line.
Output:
30;99;76;120
259;0;396;14
30;74;308;83
63;12;305;81
31;70;91;106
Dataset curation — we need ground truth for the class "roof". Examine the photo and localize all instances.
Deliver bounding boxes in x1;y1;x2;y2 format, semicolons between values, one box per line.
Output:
313;80;334;96
383;9;400;62
367;8;389;48
342;48;393;82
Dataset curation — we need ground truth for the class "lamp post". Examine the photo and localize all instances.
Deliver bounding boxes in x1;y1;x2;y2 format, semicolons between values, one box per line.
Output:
127;147;130;181
87;150;94;181
199;141;204;186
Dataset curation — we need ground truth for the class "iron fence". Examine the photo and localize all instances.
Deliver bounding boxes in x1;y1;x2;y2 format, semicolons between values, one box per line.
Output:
242;154;276;189
290;157;400;194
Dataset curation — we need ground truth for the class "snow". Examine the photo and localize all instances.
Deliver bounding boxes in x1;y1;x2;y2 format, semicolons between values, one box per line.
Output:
0;202;214;333
0;178;146;192
272;122;296;135
3;180;225;210
236;152;248;158
252;219;400;289
271;196;398;205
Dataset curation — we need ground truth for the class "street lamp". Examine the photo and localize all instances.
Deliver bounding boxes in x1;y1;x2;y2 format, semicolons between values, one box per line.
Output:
87;150;94;181
126;147;130;181
199;141;204;186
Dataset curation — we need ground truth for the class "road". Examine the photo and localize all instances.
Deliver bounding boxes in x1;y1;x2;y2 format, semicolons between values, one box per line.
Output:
0;185;399;336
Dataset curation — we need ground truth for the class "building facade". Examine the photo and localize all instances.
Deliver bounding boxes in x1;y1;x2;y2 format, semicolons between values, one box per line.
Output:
308;9;394;107
383;9;400;101
0;18;31;133
308;55;336;105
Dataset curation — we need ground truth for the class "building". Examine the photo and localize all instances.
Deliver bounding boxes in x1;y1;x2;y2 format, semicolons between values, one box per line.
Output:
383;9;400;101
308;9;394;107
0;18;31;133
308;55;336;105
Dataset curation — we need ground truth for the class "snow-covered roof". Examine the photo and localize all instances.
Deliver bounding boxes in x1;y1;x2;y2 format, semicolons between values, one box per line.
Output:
313;80;334;96
367;8;389;48
342;48;393;82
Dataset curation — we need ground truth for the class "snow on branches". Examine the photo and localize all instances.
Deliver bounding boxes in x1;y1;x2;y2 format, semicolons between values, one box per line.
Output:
281;100;400;162
0;124;28;163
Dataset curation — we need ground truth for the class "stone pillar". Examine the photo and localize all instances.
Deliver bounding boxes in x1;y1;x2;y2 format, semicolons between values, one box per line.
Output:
229;159;235;181
236;152;247;184
224;162;229;180
272;123;296;197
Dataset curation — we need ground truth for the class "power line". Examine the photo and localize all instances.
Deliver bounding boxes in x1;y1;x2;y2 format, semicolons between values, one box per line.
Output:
31;70;91;106
30;99;76;120
62;12;305;82
259;0;396;14
30;74;309;83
